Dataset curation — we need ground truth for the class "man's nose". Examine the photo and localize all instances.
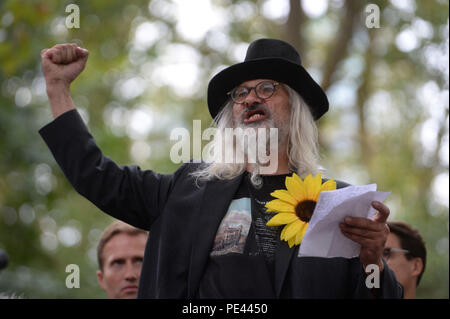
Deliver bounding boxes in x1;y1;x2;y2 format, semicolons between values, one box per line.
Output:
124;263;138;281
242;87;264;106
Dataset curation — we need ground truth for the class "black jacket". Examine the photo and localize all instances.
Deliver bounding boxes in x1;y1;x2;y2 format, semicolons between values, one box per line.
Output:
39;109;403;299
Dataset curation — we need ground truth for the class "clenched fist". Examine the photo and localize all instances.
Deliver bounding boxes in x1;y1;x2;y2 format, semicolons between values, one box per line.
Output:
41;43;89;119
41;43;89;89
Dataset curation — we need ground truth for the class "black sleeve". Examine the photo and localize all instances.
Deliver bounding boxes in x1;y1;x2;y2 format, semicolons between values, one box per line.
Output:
352;258;404;299
39;109;186;230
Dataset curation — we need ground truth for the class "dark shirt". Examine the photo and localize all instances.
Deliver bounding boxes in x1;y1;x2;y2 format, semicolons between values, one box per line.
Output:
197;172;291;298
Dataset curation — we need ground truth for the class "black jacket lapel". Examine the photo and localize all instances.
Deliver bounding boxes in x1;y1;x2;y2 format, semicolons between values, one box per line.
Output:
274;239;297;297
187;174;244;298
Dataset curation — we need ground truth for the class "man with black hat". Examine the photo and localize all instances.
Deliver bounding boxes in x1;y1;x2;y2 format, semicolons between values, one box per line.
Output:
39;39;402;298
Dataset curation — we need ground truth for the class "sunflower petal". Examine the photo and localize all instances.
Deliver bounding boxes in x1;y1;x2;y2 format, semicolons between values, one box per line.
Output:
265;199;295;213
293;227;303;246
288;236;296;248
291;172;303;185
280;224;288;240
296;223;309;245
270;190;298;206
285;175;306;202
281;223;295;240
320;179;337;192
283;219;303;241
305;173;322;201
301;223;309;237
266;213;298;226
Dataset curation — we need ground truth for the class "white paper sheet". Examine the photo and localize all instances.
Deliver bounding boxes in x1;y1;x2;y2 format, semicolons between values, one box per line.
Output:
298;184;391;258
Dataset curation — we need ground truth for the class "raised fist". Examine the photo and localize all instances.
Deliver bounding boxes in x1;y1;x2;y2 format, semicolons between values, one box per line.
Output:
41;43;89;88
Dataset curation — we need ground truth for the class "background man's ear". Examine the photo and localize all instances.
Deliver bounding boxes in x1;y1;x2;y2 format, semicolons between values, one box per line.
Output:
96;270;106;290
412;257;423;277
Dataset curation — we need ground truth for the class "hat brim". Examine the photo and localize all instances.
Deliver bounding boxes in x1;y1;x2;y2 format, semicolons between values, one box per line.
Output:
207;58;329;120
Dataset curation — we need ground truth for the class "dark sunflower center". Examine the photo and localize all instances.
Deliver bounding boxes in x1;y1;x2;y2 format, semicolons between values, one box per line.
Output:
295;200;317;222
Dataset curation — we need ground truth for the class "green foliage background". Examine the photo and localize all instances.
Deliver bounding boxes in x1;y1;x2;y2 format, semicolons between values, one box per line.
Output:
0;0;448;298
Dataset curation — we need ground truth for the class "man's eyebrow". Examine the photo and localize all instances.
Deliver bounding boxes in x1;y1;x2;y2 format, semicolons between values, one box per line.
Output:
132;256;144;261
109;257;125;264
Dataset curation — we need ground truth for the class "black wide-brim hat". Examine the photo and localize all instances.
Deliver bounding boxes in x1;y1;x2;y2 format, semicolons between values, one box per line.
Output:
207;38;329;120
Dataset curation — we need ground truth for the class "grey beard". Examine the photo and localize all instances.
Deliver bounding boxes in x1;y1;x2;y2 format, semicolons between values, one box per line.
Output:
233;104;289;176
235;119;289;159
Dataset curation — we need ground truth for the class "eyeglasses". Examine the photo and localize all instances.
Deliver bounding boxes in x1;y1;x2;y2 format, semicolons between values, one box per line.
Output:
227;81;279;104
382;247;410;260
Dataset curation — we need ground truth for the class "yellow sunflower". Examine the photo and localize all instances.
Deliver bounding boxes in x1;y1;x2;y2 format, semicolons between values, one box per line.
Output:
265;173;336;248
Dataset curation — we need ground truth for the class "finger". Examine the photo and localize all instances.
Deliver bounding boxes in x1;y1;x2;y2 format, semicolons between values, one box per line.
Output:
75;46;89;58
67;45;76;62
70;43;80;59
41;48;52;60
341;230;375;247
60;45;68;63
343;216;383;232
40;48;48;58
339;223;379;239
50;48;62;64
372;201;390;223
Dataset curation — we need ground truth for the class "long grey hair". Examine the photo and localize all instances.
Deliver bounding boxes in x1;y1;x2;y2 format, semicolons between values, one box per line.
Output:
190;85;322;186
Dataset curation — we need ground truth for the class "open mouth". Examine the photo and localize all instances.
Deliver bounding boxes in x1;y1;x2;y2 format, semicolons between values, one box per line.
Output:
243;108;268;124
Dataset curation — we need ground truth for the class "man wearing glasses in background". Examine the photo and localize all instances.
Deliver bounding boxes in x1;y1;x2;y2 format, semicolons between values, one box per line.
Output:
385;221;427;299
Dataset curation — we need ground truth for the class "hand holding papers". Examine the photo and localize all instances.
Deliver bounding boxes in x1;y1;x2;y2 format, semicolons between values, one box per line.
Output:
299;184;391;258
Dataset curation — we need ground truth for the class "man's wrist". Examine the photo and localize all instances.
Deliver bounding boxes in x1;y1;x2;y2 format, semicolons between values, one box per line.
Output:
46;81;71;97
46;83;76;119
